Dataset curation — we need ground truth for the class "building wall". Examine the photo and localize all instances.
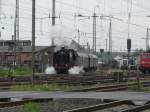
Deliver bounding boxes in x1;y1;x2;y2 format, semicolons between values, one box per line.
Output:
0;52;32;66
0;40;31;47
19;53;31;63
36;46;55;72
0;46;56;72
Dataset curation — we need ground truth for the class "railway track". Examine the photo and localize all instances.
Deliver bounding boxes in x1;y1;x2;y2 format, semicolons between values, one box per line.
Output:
64;100;134;112
64;100;150;112
0;80;149;92
0;73;149;87
0;76;149;91
71;81;150;92
0;75;113;84
121;104;150;112
1;98;150;112
121;103;150;112
0;74;121;87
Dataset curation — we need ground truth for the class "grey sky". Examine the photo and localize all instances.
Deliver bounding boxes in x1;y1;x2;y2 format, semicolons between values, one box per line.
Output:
0;0;150;52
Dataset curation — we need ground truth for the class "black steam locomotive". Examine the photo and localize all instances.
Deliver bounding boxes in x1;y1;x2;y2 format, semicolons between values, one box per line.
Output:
53;47;98;74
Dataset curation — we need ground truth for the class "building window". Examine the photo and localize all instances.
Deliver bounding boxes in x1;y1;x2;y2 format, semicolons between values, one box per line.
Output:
4;42;9;46
23;42;31;46
0;42;3;46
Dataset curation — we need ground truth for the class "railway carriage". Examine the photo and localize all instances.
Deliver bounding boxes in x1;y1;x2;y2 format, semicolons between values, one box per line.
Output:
76;52;89;71
88;54;98;70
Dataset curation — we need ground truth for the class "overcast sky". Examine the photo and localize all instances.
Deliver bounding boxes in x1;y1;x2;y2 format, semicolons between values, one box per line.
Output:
0;0;150;52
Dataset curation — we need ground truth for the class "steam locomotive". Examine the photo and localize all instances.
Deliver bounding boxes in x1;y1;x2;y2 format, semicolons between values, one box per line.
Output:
53;47;98;74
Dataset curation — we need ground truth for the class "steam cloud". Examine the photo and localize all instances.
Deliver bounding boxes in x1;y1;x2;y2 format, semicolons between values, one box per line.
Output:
50;25;72;46
68;66;84;74
45;66;56;74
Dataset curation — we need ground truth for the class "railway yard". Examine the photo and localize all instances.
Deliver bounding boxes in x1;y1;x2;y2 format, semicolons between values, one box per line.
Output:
0;70;149;112
1;0;150;111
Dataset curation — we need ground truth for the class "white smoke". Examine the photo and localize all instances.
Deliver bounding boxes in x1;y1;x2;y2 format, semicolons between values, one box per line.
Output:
50;25;72;46
68;66;84;75
45;66;56;75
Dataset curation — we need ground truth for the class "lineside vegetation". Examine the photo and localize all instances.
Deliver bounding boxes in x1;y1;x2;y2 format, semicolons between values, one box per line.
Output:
23;102;41;112
0;66;32;77
11;83;72;91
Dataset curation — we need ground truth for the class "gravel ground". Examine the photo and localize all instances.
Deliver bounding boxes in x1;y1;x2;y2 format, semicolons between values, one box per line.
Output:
0;98;103;112
94;104;136;112
142;109;150;112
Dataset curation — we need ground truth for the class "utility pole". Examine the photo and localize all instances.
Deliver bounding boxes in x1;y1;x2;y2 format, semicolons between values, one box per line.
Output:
0;0;2;20
108;20;112;63
13;0;19;68
93;10;97;53
105;39;107;51
87;42;90;52
15;0;19;45
52;0;56;25
51;0;56;45
32;0;36;84
0;0;2;38
127;13;131;39
76;11;108;54
146;28;149;51
77;29;80;45
15;0;19;64
127;0;132;40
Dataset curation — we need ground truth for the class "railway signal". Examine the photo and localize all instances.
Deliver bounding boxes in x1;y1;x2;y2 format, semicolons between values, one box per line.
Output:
127;38;131;52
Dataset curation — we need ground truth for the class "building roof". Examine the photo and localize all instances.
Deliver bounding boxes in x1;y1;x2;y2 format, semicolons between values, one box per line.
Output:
0;40;31;42
0;46;49;53
70;40;90;53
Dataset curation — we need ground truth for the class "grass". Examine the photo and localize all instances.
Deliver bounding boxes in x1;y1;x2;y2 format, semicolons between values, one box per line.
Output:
12;66;32;76
128;83;149;92
11;83;72;91
142;87;150;92
23;102;41;112
0;66;32;77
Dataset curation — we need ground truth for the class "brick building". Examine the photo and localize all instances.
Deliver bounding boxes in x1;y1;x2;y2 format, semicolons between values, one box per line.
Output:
0;40;89;72
0;40;57;72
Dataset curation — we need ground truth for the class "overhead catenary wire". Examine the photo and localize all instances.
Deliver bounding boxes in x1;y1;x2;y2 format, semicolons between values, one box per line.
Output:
0;0;149;51
56;0;93;13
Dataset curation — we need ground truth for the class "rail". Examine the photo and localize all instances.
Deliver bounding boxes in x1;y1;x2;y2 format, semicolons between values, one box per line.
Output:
121;103;150;112
70;81;150;92
64;100;134;112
